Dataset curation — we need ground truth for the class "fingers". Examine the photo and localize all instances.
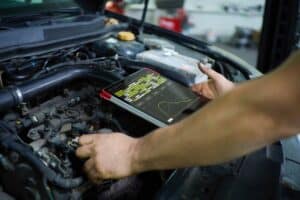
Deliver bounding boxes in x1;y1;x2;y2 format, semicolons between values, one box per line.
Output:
84;158;94;172
79;134;97;145
191;84;204;95
84;158;102;184
191;80;215;100
191;80;211;95
76;144;93;159
198;63;221;80
201;86;214;100
89;168;102;184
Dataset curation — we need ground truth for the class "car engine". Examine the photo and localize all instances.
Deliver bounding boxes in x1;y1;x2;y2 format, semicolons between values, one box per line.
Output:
0;21;249;199
0;35;158;198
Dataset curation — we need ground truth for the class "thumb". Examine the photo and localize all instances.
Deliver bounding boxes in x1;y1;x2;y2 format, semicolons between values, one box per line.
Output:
79;134;98;145
191;83;204;94
198;63;221;80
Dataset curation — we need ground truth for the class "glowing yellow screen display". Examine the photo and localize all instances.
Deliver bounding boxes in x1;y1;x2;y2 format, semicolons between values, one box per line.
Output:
114;73;166;102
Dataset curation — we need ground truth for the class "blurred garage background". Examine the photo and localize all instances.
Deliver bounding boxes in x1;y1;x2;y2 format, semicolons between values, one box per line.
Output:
106;0;265;66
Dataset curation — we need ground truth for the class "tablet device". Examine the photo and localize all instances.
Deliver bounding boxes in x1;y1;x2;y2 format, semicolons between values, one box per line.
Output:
100;68;200;127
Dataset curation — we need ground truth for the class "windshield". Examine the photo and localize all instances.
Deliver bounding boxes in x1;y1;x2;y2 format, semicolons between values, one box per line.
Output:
0;0;78;16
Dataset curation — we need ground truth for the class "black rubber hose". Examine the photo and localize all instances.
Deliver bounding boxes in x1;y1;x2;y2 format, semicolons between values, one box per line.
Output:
0;65;123;112
4;59;45;82
1;140;84;189
8;142;83;189
0;89;16;111
0;123;84;189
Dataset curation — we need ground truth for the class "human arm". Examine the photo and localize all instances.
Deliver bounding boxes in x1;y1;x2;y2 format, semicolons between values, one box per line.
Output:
76;51;300;182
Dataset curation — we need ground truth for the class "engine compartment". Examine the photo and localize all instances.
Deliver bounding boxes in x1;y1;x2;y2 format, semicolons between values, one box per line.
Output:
0;18;249;199
0;84;159;199
0;35;162;199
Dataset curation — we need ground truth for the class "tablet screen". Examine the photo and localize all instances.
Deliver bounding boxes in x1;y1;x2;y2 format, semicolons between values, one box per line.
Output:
105;68;200;124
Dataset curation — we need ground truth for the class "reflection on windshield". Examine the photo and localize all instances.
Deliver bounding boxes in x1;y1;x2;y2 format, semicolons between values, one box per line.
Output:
0;0;77;16
0;0;75;9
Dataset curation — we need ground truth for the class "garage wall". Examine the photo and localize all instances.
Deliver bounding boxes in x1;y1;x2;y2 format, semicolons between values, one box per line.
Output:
185;0;264;10
125;0;265;37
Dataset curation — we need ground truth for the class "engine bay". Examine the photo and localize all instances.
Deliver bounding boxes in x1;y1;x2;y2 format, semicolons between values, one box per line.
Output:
0;16;251;200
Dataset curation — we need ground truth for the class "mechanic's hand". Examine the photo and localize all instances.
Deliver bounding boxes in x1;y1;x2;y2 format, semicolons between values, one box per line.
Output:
76;133;138;184
191;63;235;100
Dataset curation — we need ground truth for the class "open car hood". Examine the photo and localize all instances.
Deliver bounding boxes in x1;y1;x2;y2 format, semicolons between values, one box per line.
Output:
74;0;107;12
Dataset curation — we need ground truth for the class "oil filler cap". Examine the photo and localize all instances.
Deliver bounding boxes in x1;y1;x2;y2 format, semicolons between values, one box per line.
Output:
117;31;135;41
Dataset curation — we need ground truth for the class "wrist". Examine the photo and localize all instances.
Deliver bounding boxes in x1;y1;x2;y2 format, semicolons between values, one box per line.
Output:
223;81;236;95
129;125;178;174
229;82;236;91
130;137;147;175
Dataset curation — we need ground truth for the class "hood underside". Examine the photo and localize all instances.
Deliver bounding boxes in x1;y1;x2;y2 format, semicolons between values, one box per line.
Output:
74;0;107;12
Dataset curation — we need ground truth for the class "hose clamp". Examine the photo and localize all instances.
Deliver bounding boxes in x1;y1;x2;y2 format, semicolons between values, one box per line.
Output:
7;86;23;105
14;88;23;103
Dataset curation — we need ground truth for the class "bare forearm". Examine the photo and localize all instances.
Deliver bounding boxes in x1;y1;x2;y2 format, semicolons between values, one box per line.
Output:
132;60;300;173
133;86;276;172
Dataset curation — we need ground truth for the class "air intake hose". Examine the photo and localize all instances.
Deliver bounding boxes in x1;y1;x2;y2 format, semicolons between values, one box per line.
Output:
0;65;123;112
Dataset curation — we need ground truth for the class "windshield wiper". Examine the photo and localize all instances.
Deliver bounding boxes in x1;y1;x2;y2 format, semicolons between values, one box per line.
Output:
39;7;82;16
